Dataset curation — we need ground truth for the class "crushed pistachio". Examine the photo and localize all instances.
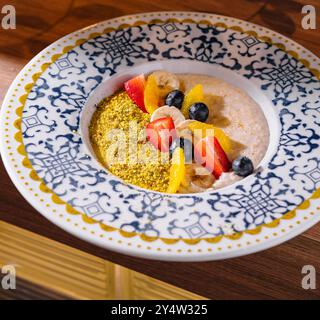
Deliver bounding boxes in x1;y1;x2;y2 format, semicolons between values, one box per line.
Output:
89;91;170;192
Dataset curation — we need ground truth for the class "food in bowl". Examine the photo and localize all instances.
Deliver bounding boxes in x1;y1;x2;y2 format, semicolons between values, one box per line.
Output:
89;71;269;193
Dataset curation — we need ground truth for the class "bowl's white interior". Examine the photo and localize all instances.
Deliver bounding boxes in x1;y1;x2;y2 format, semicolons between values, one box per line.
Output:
80;59;280;190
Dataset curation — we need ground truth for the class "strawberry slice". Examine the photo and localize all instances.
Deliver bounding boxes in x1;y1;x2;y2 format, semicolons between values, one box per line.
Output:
146;117;176;152
124;74;147;112
194;136;231;178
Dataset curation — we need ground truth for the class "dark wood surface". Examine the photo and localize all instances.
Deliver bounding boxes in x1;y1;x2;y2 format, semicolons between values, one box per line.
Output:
0;277;71;300
0;0;320;299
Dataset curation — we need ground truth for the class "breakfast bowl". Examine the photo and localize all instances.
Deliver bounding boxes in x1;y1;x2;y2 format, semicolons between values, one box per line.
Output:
80;60;279;194
0;11;319;261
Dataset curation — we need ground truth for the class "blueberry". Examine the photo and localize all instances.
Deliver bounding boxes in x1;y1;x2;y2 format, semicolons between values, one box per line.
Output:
232;156;254;177
188;102;209;122
170;137;194;163
165;90;184;109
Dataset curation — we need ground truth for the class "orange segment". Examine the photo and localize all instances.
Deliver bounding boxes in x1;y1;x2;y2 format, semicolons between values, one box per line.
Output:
167;147;186;194
181;84;204;118
144;74;160;114
188;121;231;154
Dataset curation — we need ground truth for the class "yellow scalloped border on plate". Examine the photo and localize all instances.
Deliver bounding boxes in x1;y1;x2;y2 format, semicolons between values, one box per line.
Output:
8;16;320;246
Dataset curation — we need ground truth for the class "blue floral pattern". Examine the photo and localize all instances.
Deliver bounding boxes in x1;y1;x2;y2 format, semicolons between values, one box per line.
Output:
290;157;320;193
49;51;87;79
228;32;270;57
48;76;102;131
80;26;159;75
245;49;317;106
69;191;120;223
21;22;320;239
25;134;107;195
22;105;57;138
208;173;303;231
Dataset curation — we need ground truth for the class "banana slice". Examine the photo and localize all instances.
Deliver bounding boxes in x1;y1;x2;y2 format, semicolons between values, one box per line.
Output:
178;163;215;193
175;120;196;131
175;120;194;141
150;106;185;127
150;71;180;97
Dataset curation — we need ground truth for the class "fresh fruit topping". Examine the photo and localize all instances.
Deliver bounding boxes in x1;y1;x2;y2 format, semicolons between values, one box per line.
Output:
232;156;254;177
170;137;194;163
181;84;204;117
144;74;160;114
151;71;180;95
165;90;185;109
189;102;209;122
175;119;196;131
188;121;231;154
167;147;186;194
124;74;146;112
194;136;231;178
146;117;176;152
185;163;216;193
174;120;194;146
150;105;185;127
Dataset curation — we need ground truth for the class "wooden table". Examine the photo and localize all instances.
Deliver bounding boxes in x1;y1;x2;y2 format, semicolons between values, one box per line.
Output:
0;0;320;299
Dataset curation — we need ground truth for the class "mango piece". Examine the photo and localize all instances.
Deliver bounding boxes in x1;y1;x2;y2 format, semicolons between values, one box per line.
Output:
167;147;186;193
181;84;204;118
188;121;231;154
144;74;160;114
